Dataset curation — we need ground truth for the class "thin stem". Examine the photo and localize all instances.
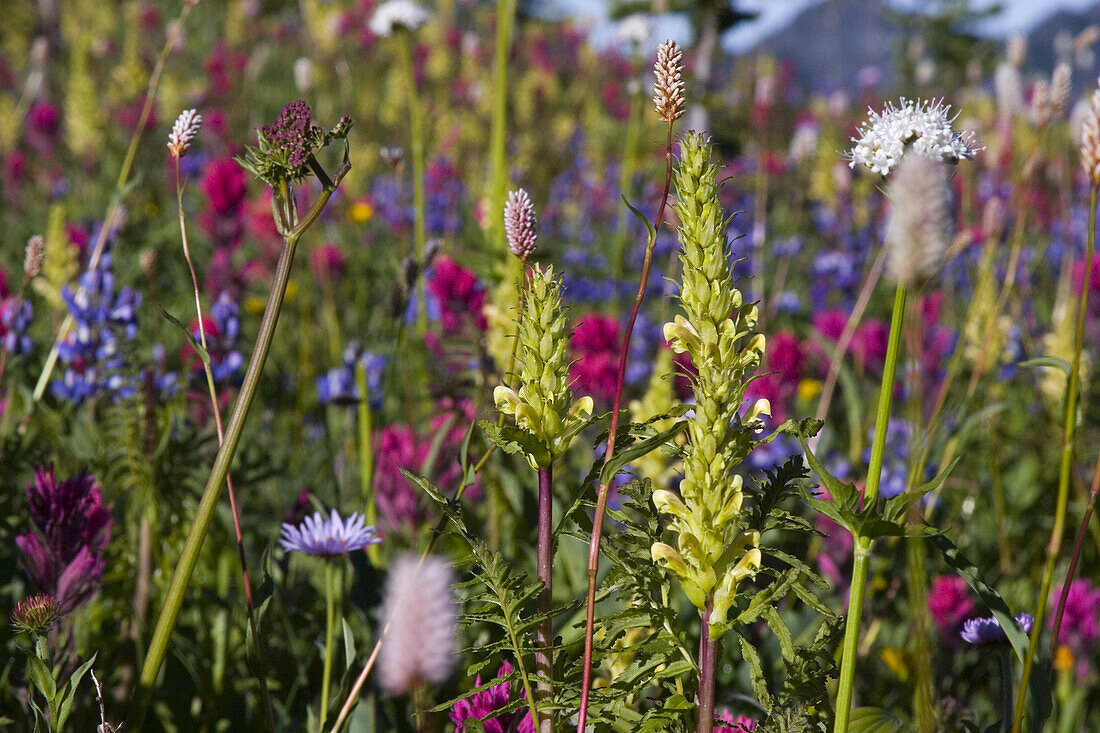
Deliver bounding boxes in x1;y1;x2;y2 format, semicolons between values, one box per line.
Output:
536;464;554;733
695;600;717;733
125;166;346;731
320;561;337;731
1001;647;1016;729
175;158;276;732
398;30;428;337
577;120;676;732
330;635;383;733
1051;443;1100;656
30;1;195;405
833;283;907;733
487;0;515;254
1012;184;1097;732
833;541;872;732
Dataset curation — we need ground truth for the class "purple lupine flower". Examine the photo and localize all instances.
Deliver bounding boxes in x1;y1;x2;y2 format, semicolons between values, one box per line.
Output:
52;249;143;403
961;613;1034;645
0;297;34;354
279;510;381;556
317;342;387;408
15;468;113;614
449;661;534;733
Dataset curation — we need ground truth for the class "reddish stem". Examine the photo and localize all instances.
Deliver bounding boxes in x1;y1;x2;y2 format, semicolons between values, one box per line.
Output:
576;122;675;731
696;599;717;733
1050;450;1100;658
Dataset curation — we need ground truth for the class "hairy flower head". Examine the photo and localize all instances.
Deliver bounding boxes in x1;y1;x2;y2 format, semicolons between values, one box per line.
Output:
379;554;457;694
11;594;60;635
504;189;537;260
1081;83;1100;187
653;40;684;123
847;97;981;175
168;108;202;158
370;0;429;37
884;153;951;286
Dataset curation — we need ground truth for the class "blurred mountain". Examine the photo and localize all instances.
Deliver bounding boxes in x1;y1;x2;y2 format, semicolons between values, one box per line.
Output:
740;0;1100;93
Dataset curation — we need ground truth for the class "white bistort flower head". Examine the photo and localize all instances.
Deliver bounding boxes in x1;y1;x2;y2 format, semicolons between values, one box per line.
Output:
847;97;981;176
369;0;429;37
614;14;651;47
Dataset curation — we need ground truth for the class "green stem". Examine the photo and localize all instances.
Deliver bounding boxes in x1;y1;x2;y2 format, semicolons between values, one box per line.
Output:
487;0;515;254
1011;184;1097;733
398;30;428;337
125;167;345;731
833;540;872;732
320;561;338;730
833;283;907;733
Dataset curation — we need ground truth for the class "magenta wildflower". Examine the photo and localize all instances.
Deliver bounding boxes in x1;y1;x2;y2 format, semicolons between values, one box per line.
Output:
279;510;381;556
929;575;976;643
15;468;113;614
449;661;534;733
1050;579;1100;651
714;708;757;732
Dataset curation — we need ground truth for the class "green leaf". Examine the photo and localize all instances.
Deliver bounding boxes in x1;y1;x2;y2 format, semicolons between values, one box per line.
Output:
847;707;901;733
623;195;656;246
478;419;550;467
57;652;97;731
599;419;687;486
25;654;55;703
158;304;210;367
928;533;1053;728
342;617;356;671
779;419;859;511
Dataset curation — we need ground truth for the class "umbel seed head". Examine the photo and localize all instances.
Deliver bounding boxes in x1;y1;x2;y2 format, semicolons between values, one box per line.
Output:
653;40;684;123
503;188;537;259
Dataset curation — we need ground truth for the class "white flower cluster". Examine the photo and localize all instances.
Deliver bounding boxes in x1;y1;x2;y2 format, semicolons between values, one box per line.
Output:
847;97;981;176
369;0;429;37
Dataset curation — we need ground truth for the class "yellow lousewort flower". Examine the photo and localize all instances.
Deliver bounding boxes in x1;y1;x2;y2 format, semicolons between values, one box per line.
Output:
650;133;767;638
494;264;593;468
628;346;683;486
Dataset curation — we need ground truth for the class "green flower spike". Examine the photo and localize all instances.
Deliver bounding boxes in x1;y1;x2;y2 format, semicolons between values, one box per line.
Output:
650;132;769;639
494;264;594;468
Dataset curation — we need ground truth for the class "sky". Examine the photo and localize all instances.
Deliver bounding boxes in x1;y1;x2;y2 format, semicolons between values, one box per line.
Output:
551;0;1100;53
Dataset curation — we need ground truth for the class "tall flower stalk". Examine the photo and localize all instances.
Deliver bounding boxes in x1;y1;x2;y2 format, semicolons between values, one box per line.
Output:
494;265;594;732
650;132;767;733
577;40;683;730
125;102;351;731
1012;84;1100;733
169;107;277;733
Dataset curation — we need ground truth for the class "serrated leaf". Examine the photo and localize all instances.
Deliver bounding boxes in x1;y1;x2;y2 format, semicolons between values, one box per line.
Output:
599;419;687;486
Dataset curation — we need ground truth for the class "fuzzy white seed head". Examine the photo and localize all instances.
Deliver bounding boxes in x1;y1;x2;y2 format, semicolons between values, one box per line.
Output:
504;188;538;260
168;108;202;158
847;97;982;176
378;554;457;695
1051;63;1072;118
652;40;684;123
24;235;45;279
1081;84;1100;187
614;14;651;47
884;153;952;287
369;0;429;37
994;61;1023;119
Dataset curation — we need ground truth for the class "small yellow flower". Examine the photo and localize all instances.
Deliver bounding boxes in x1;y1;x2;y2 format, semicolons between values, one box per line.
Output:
798;378;822;403
880;647;909;681
349;198;374;224
1054;644;1074;673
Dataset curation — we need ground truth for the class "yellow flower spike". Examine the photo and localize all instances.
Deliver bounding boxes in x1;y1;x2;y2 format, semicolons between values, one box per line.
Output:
662;315;701;355
568;395;594;421
493;385;522;415
651;542;690;578
652;489;691;523
731;547;762;582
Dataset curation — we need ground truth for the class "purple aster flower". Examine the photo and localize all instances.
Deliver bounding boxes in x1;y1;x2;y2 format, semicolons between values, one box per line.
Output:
961;613;1034;645
15;468;113;614
279;510;381;556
